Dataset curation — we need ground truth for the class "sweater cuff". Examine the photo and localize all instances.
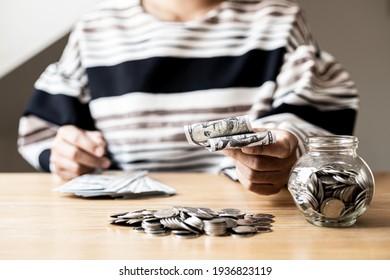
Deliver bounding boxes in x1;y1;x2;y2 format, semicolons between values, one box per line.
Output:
38;149;51;172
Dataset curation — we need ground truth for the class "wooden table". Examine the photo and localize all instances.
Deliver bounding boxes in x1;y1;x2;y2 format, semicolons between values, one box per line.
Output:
0;172;389;260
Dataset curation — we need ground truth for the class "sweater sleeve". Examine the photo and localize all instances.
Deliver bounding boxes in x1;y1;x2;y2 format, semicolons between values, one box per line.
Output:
17;24;95;171
254;7;359;156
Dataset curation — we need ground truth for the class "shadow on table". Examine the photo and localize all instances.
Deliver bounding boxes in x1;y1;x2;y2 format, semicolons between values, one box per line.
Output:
355;215;390;228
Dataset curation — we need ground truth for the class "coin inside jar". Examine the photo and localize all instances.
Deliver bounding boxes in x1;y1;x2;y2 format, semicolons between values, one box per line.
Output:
320;198;345;218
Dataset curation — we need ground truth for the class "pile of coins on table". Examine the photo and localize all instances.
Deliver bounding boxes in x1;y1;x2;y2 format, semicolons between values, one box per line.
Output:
110;206;274;238
290;165;370;219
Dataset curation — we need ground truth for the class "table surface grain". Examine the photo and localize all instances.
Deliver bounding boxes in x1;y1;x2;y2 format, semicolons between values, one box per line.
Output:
0;172;389;260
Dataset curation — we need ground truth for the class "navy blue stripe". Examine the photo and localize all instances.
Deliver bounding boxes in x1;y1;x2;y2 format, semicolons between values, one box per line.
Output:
260;103;357;135
24;89;96;130
86;48;285;98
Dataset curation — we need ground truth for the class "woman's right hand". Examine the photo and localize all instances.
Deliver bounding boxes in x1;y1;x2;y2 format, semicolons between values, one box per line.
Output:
50;125;111;180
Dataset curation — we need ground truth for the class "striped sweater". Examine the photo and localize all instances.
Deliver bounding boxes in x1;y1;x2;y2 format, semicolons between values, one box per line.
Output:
18;0;358;173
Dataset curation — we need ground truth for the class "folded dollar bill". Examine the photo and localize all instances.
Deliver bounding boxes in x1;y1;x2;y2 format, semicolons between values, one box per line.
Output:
54;171;176;198
184;115;276;152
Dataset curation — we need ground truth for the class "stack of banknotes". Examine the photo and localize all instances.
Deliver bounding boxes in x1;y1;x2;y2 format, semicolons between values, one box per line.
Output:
55;171;176;198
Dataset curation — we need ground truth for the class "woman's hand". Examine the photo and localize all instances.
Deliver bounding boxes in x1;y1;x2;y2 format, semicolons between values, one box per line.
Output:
50;125;111;180
222;129;298;195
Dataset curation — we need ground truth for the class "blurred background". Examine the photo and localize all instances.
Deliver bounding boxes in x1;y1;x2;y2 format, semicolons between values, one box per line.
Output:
0;0;389;172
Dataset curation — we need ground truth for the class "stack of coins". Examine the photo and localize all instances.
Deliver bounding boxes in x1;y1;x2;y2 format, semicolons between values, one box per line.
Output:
290;164;371;219
203;218;228;236
110;206;274;238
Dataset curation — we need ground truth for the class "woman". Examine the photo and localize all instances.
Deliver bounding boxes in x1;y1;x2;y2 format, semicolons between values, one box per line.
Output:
18;0;358;195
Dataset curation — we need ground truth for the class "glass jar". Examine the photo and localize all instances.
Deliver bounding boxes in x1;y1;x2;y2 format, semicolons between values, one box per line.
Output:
288;135;374;227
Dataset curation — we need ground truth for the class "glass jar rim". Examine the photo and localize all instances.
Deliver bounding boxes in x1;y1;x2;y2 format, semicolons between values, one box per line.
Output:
305;135;358;148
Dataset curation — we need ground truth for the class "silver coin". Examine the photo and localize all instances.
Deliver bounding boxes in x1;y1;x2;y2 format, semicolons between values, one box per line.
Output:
113;218;129;224
142;218;162;227
252;213;275;219
204;218;227;224
219;208;245;218
174;232;200;239
184;216;204;232
333;175;356;185
255;226;273;233
171;229;192;234
236;219;254;226
252;221;272;227
231;232;255;238
133;226;145;232
153;207;179;219
141;210;157;215
179;221;200;234
253;217;274;223
189;211;214;220
224;218;238;228
319;175;339;185
110;212;129;218
119;212;145;219
341;185;360;203
145;230;171;236
198;207;219;217
179;211;189;220
160;216;183;229
125;218;143;225
232;226;257;234
320;198;345;218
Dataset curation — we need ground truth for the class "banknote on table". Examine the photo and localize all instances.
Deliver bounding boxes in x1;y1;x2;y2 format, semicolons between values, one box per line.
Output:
184;115;276;152
54;171;176;198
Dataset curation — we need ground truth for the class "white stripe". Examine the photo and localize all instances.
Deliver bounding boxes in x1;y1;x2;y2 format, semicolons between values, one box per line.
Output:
18;116;56;136
105;126;184;140
113;149;222;164
18;139;52;171
82;0;297;28
83;39;288;67
82;24;290;51
117;156;224;171
108;141;192;153
90;83;274;118
34;65;91;102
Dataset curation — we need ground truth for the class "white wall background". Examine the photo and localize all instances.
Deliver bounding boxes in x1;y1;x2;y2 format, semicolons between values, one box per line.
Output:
0;0;389;172
0;0;102;78
298;0;390;172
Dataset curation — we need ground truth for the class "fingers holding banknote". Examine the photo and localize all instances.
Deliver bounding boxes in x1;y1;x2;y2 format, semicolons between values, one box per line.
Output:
221;129;298;195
